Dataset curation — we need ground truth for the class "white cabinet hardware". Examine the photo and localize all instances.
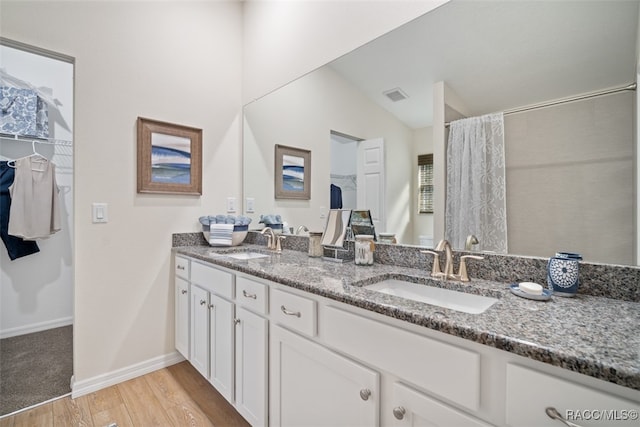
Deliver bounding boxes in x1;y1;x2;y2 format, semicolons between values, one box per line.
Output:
360;388;372;401
280;305;301;317
393;406;406;420
242;290;257;299
546;407;583;427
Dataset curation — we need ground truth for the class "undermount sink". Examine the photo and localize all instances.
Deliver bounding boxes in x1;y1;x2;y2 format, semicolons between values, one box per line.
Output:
224;251;270;260
364;279;498;314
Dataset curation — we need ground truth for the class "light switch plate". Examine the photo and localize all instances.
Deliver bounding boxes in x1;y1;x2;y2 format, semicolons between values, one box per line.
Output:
227;197;236;213
246;197;255;213
92;203;108;223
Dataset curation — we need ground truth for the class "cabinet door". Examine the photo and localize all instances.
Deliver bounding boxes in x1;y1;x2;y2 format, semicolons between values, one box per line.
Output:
270;325;380;427
175;277;190;359
190;284;209;378
235;306;268;427
390;382;490;427
209;293;234;404
506;364;640;427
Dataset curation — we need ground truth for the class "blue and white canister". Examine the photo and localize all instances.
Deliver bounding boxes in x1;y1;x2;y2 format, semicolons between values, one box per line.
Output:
547;252;582;297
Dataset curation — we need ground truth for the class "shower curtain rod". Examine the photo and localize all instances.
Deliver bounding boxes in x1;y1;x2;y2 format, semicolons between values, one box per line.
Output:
444;82;637;127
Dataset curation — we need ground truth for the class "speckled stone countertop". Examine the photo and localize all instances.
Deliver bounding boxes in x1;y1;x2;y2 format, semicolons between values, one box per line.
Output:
173;242;640;391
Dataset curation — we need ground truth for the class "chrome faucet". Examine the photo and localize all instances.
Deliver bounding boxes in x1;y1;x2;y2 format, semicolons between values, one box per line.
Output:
465;234;479;250
296;225;309;235
435;239;454;278
427;239;484;281
261;227;277;250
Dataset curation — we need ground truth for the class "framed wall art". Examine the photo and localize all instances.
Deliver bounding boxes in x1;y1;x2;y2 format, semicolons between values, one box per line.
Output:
137;117;202;195
274;144;311;200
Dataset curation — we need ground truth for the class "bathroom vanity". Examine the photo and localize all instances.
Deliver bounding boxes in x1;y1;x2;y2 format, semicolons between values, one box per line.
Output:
172;237;639;427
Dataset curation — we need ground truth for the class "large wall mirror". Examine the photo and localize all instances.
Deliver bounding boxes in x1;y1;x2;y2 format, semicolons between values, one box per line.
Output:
243;0;639;266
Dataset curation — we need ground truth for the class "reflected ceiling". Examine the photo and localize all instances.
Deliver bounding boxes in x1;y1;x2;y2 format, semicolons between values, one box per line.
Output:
329;0;639;129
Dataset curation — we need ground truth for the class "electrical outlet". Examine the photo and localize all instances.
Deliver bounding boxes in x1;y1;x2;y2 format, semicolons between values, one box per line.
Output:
227;197;236;213
319;206;326;219
246;197;255;213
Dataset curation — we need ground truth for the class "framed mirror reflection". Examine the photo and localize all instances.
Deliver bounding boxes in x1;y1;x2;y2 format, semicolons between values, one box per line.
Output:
243;0;639;266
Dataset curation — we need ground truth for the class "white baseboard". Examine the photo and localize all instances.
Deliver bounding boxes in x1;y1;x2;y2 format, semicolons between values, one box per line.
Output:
71;351;185;398
0;317;73;339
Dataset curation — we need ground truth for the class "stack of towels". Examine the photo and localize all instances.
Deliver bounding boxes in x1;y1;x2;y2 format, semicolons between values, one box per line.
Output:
259;214;282;226
199;215;252;246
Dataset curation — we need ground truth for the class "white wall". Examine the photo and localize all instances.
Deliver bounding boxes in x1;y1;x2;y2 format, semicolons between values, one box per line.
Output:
0;45;74;338
244;65;415;242
1;0;243;390
1;0;443;394
242;0;448;103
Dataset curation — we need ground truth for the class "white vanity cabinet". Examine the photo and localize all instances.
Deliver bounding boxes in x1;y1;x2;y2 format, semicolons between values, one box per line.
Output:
174;253;640;427
190;283;211;378
505;364;640;427
235;305;268;427
174;256;190;359
175;255;268;427
209;293;235;403
390;382;491;427
270;324;380;427
235;273;269;427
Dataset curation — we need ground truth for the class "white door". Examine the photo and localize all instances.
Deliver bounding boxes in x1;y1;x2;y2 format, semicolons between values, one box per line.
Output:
209;294;234;404
235;307;268;427
190;285;209;378
175;277;190;359
357;138;385;233
270;325;380;427
390;382;490;427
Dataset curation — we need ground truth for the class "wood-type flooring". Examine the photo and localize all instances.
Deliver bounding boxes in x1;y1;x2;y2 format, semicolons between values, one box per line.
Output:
0;361;249;427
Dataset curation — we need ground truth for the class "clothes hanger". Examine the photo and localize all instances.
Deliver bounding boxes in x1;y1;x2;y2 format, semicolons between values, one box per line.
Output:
7;140;49;171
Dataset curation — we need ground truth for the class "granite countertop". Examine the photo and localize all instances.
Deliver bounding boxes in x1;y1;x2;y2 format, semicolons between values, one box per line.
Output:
173;244;640;391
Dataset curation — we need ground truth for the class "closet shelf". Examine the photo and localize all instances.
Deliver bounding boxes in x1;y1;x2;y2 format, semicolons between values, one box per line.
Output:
0;133;73;146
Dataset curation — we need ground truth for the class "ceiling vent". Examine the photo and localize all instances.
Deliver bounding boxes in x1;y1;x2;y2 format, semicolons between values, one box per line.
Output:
383;87;409;102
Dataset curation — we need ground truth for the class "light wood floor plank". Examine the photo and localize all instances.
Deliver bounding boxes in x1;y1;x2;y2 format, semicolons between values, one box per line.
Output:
0;362;249;427
84;384;123;414
116;375;172;426
167;362;250;427
52;395;92;427
90;402;134;427
11;404;52;427
0;413;15;427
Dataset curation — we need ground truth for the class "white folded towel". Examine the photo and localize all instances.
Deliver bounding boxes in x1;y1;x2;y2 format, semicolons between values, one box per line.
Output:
208;224;234;246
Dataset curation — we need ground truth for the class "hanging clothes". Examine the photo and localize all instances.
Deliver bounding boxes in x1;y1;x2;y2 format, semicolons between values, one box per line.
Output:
0;162;40;260
330;183;343;209
8;156;61;240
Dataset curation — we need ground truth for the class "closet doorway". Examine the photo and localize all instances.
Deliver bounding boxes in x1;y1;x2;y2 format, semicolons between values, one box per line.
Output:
330;131;386;233
0;38;74;416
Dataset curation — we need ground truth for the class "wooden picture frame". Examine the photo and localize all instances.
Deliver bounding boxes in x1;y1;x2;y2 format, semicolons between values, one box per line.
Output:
274;144;311;199
137;117;202;195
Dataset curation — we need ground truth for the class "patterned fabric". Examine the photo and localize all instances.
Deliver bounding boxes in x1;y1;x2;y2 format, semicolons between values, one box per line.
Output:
0;86;49;138
445;112;507;253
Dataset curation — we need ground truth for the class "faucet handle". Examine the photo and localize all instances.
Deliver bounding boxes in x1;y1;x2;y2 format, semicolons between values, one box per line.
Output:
276;235;286;252
458;255;484;282
421;250;442;277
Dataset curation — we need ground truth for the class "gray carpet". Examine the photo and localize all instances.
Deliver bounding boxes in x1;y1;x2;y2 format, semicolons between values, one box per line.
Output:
0;325;73;416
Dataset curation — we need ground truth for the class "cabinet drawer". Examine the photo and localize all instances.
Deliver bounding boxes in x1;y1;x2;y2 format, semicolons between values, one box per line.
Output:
175;256;190;279
191;261;234;299
323;306;480;411
505;364;640;427
270;288;317;337
236;276;268;315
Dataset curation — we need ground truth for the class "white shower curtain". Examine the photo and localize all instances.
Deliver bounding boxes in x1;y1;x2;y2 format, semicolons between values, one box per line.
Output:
445;112;507;253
